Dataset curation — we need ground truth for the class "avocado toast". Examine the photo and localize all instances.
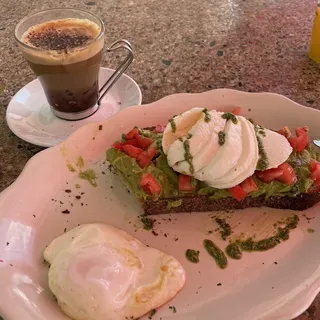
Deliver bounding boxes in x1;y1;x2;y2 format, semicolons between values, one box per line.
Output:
106;108;320;215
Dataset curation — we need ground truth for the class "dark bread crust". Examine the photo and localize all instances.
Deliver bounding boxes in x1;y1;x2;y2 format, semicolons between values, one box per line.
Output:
143;193;320;215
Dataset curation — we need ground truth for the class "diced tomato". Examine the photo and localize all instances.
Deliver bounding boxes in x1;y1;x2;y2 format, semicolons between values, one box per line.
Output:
310;160;320;187
276;163;297;185
146;147;157;158
112;141;125;150
122;145;143;159
139;173;161;196
296;126;309;137
310;159;318;172
256;167;284;182
178;175;195;191
135;134;153;149
240;176;258;193
125;139;139;147
231;107;241;115
288;126;309;152
228;185;247;201
137;147;157;168
154;124;165;133
125;128;139;140
278;126;292;138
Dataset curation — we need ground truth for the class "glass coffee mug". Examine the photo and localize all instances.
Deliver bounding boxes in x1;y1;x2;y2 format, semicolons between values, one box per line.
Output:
14;8;133;120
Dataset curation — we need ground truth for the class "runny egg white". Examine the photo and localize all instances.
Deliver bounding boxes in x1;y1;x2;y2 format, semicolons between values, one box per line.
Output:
44;224;186;320
162;107;293;189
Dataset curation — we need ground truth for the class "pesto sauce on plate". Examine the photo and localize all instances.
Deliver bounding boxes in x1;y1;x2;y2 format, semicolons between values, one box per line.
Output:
203;239;228;269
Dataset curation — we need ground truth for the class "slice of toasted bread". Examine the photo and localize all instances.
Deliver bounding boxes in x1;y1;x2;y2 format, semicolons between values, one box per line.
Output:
143;193;320;215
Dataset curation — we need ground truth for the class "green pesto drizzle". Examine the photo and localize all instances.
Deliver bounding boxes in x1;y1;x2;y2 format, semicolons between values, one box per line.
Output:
222;112;238;124
218;131;226;146
187;133;193;139
203;108;211;122
215;218;231;240
78;169;97;187
255;125;269;171
203;239;228;269
185;249;200;263
238;215;299;252
225;243;242;260
140;216;154;230
169;117;176;133
183;139;194;174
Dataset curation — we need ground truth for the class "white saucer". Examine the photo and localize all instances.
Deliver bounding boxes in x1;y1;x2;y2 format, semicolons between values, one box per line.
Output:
6;67;142;147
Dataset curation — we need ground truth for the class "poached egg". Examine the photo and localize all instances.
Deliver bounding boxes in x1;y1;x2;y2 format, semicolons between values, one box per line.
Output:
44;224;186;320
162;108;293;188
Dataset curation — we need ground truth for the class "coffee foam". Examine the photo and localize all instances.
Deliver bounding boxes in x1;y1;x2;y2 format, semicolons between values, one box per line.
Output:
21;18;104;65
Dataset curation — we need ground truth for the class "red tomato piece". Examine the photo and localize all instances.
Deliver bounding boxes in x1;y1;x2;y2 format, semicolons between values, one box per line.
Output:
228;185;247;201
146;147;156;158
125;139;139;147
256;167;284;182
136;134;153;149
295;126;309;137
278;126;292;138
139;173;161;196
310;160;320;187
310;159;318;172
122;145;143;159
231;107;241;115
288;136;308;152
125;128;139;140
276;163;297;185
240;176;258;193
137;147;157;168
288;126;309;152
154;124;165;133
178;175;195;191
112;142;125;150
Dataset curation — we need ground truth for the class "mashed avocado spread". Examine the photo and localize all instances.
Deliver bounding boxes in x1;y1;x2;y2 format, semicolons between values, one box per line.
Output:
106;128;320;204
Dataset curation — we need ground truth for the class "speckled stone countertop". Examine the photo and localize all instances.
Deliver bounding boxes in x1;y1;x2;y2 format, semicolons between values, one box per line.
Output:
1;0;320;319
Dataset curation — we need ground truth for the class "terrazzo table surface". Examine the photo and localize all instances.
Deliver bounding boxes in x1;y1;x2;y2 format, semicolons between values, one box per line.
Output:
0;0;320;319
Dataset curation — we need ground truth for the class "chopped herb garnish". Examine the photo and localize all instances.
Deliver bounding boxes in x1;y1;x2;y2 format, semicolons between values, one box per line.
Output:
203;108;211;122
183;139;194;173
185;249;200;263
307;228;315;233
141;216;154;230
218;131;226;146
148;309;156;319
221;112;238;124
215;218;231;240
169;306;177;313
187;133;193;139
203;239;228;269
169;117;176;133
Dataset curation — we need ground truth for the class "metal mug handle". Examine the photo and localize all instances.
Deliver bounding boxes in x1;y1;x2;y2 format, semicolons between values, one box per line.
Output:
98;39;134;105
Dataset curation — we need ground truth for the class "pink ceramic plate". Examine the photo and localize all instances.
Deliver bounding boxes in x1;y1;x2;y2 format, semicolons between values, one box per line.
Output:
0;89;320;320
